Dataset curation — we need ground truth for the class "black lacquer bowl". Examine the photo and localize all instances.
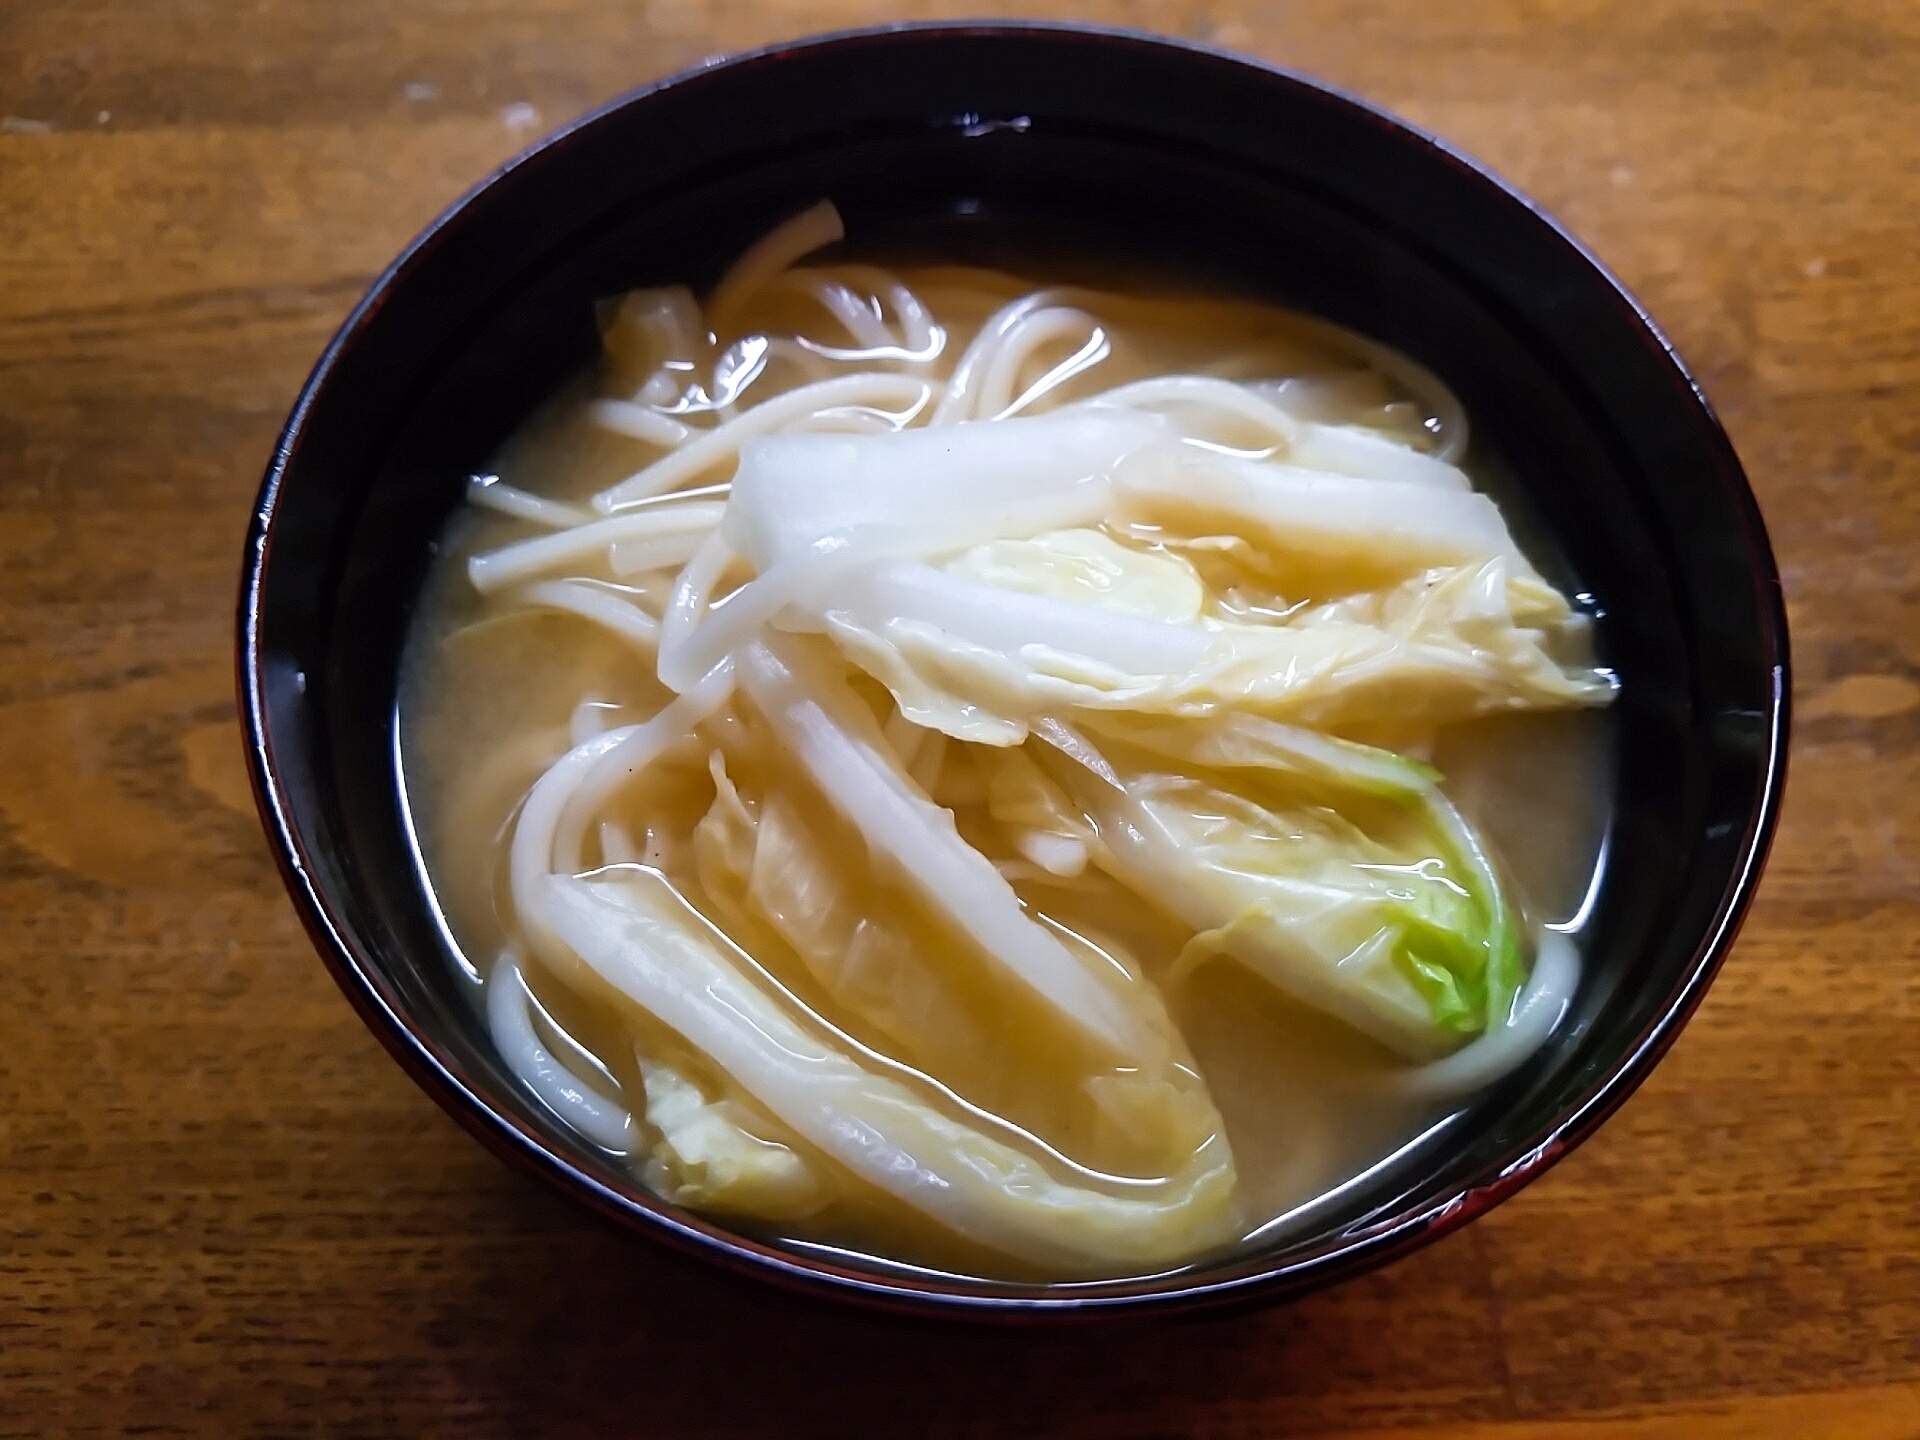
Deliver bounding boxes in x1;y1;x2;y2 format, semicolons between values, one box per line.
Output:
238;23;1788;1320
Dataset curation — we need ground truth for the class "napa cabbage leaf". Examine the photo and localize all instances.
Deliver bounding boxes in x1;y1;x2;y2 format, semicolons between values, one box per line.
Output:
1033;721;1524;1061
720;409;1169;573
690;750;1225;1178
633;1048;831;1220
819;554;1611;746
523;863;1240;1270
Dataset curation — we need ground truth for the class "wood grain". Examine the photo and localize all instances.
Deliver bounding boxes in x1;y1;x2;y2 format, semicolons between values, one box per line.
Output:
2;2;1916;1436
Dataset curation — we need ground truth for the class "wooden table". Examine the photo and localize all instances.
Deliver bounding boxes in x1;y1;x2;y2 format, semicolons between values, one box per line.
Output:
3;3;1915;1435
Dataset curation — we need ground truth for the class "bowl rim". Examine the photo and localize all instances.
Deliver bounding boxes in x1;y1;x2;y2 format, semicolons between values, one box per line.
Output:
237;18;1791;1321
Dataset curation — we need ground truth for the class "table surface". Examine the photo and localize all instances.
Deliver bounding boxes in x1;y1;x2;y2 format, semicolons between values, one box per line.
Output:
3;2;1917;1436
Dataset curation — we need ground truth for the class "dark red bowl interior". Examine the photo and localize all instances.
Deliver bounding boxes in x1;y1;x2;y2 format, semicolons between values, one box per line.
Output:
237;22;1788;1320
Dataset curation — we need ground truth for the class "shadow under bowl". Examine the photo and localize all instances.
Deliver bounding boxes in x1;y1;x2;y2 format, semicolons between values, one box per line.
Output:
238;22;1789;1321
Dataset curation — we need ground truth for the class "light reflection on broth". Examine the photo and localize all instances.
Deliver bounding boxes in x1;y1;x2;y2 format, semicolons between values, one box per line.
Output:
398;203;1613;1281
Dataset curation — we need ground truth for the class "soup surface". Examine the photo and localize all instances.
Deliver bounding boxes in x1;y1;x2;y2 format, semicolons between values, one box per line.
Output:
399;204;1613;1281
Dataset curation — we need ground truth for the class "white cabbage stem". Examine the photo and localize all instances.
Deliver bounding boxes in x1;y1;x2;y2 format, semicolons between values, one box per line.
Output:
526;864;1238;1269
1112;450;1517;576
650;410;1169;693
738;638;1153;1060
838;561;1211;676
720;409;1166;573
1288;422;1472;490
